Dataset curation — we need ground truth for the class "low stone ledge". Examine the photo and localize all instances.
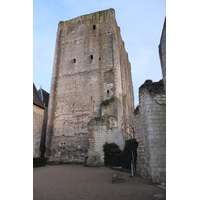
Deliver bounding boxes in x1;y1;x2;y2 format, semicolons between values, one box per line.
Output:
47;161;84;165
47;161;64;165
112;177;125;184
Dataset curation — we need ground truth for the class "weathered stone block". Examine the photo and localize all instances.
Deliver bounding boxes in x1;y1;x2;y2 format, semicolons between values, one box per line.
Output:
112;177;125;184
86;151;103;167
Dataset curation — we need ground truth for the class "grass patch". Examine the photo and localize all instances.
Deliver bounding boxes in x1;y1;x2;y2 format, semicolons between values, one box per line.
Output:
101;96;115;106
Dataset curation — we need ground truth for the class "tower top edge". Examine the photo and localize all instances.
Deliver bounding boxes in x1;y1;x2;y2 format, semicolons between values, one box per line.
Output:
58;8;115;26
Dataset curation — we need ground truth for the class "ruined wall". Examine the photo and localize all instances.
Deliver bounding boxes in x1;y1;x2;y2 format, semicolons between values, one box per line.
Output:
87;115;124;165
159;18;166;92
33;104;44;157
134;80;166;183
46;9;134;164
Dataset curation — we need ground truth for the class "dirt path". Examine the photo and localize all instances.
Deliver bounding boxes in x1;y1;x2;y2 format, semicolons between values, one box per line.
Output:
33;164;166;200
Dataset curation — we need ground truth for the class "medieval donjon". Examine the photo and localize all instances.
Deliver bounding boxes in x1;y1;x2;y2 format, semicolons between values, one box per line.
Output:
45;9;134;165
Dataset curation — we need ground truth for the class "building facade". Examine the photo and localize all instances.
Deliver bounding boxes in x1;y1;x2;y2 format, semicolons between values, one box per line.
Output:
33;83;45;157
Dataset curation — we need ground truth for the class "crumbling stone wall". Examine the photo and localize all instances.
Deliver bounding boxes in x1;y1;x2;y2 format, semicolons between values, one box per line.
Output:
134;80;166;183
46;9;134;164
33;105;44;157
87;115;124;166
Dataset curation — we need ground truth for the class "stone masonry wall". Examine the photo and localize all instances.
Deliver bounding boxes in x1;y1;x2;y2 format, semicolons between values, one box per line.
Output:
117;28;135;139
87;115;124;165
33;104;44;157
46;9;134;163
134;80;166;184
134;106;148;177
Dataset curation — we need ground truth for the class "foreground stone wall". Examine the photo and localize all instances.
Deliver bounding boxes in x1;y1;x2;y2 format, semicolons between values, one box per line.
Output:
46;9;134;164
134;80;166;183
33;104;44;157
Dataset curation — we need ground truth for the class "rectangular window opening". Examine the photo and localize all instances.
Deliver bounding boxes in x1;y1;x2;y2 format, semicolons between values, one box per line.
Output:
73;58;76;63
90;55;93;60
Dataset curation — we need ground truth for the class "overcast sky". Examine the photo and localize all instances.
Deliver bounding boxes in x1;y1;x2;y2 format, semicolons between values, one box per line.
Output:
33;0;166;107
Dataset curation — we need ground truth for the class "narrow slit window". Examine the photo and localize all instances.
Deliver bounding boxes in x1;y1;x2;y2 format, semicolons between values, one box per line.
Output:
93;24;96;30
107;90;109;94
73;58;76;63
90;55;93;60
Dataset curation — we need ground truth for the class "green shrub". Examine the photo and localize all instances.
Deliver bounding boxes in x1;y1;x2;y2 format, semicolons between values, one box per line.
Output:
103;143;122;166
101;97;115;106
33;157;48;168
121;139;138;170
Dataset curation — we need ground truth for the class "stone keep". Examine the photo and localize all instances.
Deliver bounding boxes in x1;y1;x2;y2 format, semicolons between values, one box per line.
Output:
45;9;134;164
159;18;166;93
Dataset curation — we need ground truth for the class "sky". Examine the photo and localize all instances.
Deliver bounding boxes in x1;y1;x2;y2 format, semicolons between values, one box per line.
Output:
33;0;166;107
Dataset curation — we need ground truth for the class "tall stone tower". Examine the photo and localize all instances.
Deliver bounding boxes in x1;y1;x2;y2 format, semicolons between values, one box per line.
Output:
45;8;134;164
159;17;166;93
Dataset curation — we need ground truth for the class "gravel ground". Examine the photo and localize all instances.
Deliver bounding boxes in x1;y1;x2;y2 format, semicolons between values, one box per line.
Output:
33;164;166;200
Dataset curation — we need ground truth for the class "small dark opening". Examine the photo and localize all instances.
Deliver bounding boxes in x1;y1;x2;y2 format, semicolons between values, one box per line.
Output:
90;55;93;60
107;90;109;93
93;24;96;30
99;57;101;60
73;58;76;63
